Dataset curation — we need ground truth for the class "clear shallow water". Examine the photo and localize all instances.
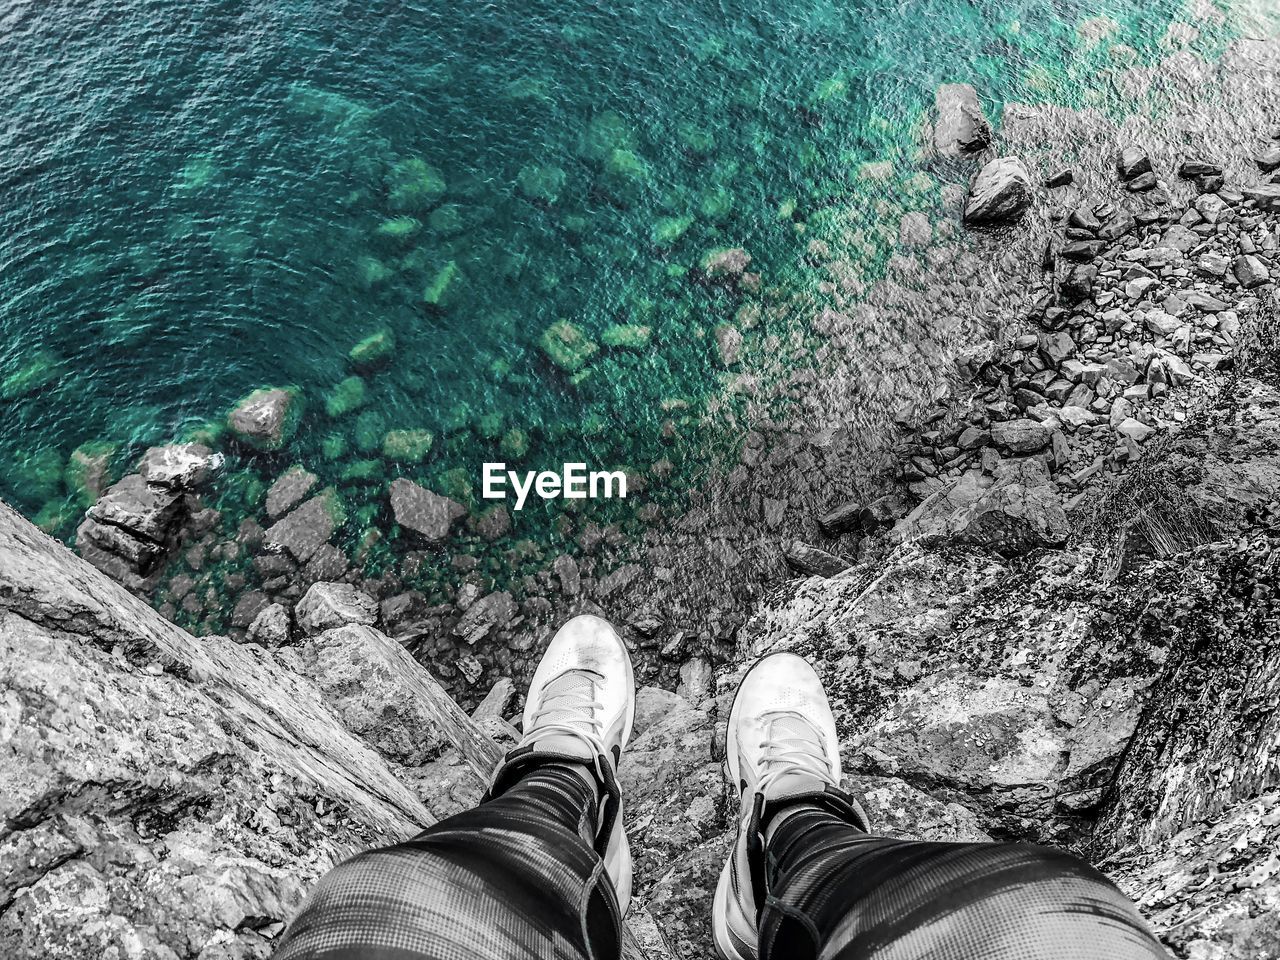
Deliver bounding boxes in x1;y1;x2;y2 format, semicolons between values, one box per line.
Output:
0;0;1234;586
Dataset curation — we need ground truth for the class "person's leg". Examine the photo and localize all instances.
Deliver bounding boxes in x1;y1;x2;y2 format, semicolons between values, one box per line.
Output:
759;806;1169;960
712;652;1169;960
273;762;618;960
274;614;636;960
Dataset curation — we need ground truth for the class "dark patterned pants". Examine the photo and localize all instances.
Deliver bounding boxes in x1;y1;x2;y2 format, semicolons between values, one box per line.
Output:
273;766;1168;960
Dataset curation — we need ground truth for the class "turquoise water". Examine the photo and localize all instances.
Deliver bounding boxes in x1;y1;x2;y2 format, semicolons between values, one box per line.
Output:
0;0;1234;603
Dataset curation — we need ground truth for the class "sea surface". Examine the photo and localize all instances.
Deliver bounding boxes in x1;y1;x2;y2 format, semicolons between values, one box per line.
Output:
0;0;1248;608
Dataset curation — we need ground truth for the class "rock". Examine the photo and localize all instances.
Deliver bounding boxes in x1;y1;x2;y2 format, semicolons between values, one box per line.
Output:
1243;184;1280;211
597;562;642;598
0;501;433;959
266;466;318;518
1115;418;1154;443
894;464;1069;554
227;386;303;451
1125;170;1158;191
276;622;501;773
63;441;117;509
472;505;511;541
231;589;272;628
1038;330;1076;364
714;325;743;366
942;481;1070;553
1177;159;1221;179
700;247;752;280
963;157;1032;224
990;419;1051;454
817;493;910;536
1096;211;1135;242
1235;254;1271;289
83;474;182;545
296;582;378;636
383;428;435;463
324;375;367;418
1060;264;1097;303
539;320;598;373
957;426;991;450
552;553;581;595
304;543;350;583
1068;205;1102;232
472;677;516;723
136;443;220;489
1117;146;1153;179
633;686;688;738
600;323;652;349
453;590;517;645
388;478;466;545
266;489;345;563
782;541;851;578
933;83;991;155
247;601;293;647
677;657;714;704
349;328;396;371
898;211;931;246
1255;145;1280;172
1145;311;1181;336
1044;168;1074;188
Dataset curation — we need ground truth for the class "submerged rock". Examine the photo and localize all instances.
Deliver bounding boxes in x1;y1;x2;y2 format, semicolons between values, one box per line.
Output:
265;488;346;563
963;157;1032;224
539;320;598;372
382;428;435;463
349;328;396;370
423;260;462;309
266;466;318;519
227;386;304;451
388;478;466;545
63;440;118;508
700;246;752;280
386;157;446;211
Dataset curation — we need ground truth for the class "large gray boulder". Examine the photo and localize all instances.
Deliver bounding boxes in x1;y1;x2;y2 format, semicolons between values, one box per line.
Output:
388;478;466;545
964;157;1033;224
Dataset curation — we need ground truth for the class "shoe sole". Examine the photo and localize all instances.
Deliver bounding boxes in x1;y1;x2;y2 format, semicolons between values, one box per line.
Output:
612;626;637;916
712;857;755;960
712;652;804;960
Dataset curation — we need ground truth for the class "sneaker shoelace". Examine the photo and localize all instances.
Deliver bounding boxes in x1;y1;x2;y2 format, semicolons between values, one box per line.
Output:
525;668;610;780
755;710;835;801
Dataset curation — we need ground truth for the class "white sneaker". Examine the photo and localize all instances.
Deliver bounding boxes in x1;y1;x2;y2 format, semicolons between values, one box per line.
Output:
487;614;636;913
712;652;869;960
